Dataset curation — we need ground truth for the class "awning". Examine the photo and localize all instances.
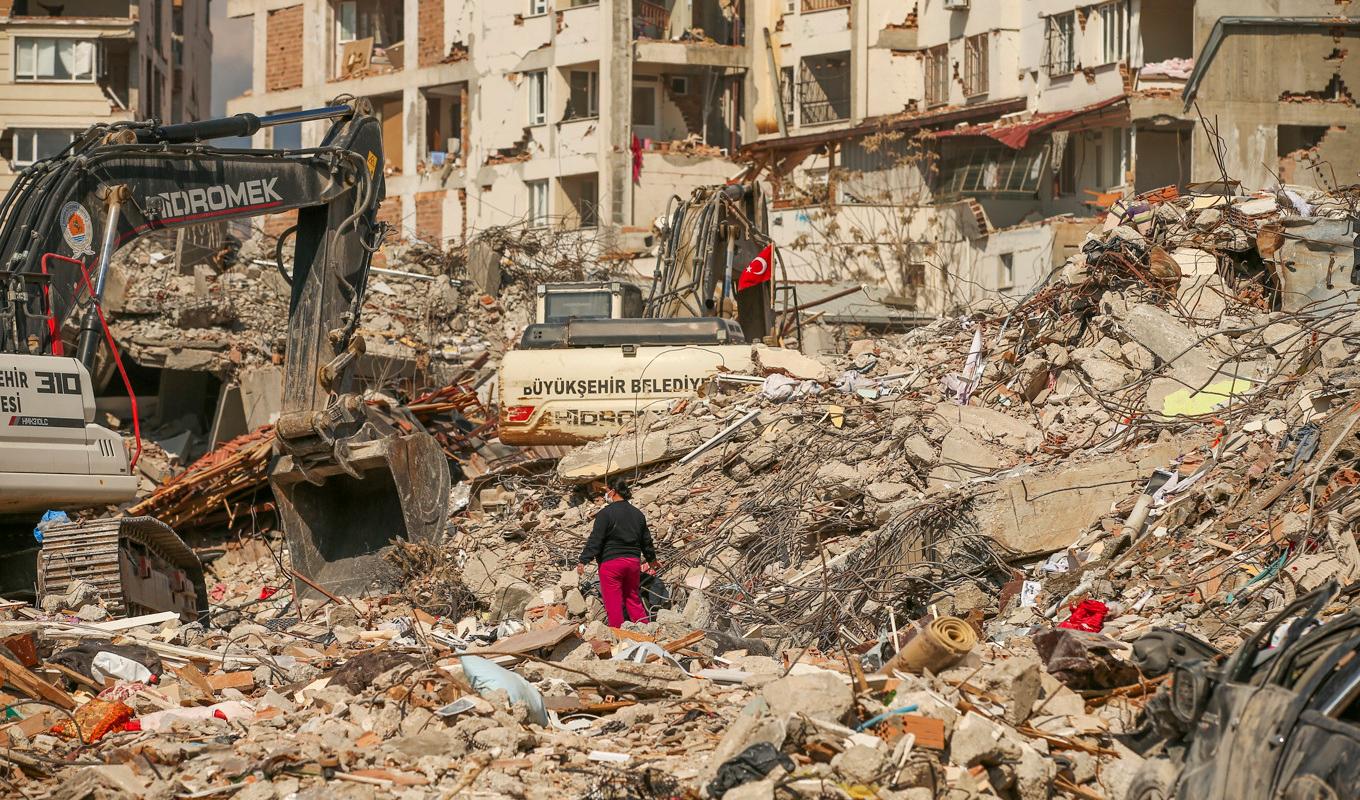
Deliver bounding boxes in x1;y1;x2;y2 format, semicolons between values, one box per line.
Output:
932;95;1130;150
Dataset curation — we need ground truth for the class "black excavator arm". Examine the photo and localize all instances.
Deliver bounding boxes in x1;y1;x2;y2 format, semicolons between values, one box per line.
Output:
0;100;450;598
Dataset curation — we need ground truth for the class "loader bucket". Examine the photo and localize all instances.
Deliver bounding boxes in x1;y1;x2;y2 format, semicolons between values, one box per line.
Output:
270;430;450;599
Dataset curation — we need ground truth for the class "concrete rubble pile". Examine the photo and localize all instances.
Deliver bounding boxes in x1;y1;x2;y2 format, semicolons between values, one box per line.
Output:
2;181;1360;799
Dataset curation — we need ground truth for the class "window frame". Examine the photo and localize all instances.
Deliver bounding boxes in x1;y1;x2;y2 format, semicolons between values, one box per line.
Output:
566;69;600;120
632;83;659;128
528;0;550;16
1044;11;1076;77
1099;1;1127;66
938;141;1050;198
998;252;1015;290
13;37;98;83
963;32;989;98
337;0;358;43
924;44;949;107
10;129;79;167
527;179;549;227
527;70;548;126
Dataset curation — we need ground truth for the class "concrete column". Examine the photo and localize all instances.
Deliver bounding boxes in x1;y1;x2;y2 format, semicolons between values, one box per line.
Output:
402;86;425;179
852;0;868;122
605;0;633;230
302;0;328;89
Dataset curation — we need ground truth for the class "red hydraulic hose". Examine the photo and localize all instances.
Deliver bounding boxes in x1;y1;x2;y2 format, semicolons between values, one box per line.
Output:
39;254;141;470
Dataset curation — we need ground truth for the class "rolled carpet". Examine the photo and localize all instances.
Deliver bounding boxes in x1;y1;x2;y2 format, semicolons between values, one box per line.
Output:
877;616;977;675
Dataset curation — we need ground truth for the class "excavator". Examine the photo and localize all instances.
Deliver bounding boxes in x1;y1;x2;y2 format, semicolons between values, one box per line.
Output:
0;99;450;615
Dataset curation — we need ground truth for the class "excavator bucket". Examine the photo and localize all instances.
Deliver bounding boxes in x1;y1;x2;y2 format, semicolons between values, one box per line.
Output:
270;422;450;599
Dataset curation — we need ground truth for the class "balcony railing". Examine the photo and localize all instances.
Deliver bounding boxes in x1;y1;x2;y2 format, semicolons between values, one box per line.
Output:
802;0;850;12
635;1;668;39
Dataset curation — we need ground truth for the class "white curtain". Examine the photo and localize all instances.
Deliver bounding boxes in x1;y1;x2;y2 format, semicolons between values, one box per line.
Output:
36;39;57;78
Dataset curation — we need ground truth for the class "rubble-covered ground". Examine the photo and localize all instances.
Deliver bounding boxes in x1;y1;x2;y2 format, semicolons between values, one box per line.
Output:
3;182;1360;800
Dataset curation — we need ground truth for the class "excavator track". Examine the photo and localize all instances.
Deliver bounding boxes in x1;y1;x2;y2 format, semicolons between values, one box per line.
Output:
37;517;208;620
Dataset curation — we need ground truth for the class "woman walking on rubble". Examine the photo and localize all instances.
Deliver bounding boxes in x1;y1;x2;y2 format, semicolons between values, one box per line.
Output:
577;478;659;627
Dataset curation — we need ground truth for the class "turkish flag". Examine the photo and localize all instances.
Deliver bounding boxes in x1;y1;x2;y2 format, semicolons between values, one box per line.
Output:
737;243;774;291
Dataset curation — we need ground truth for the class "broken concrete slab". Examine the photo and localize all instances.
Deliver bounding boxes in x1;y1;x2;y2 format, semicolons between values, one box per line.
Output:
760;670;852;723
928;427;1003;489
751;344;830;383
934;404;1042;451
973;441;1183;557
557;431;675;483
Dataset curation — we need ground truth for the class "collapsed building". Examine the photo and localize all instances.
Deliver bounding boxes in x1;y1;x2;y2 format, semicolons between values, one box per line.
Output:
1;166;1359;798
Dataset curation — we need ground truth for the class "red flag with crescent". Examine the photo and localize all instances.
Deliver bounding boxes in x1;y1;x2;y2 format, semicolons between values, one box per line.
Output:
738;243;774;291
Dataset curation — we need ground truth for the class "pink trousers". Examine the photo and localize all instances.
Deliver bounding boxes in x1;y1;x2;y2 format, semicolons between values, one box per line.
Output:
599;557;649;627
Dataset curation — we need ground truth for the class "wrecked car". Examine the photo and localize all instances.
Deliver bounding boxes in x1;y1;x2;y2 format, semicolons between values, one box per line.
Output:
1126;580;1360;799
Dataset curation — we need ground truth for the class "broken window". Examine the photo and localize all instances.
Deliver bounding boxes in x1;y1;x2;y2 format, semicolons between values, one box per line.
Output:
566;70;600;120
1099;2;1126;65
938;141;1049;197
963;34;988;98
423;84;465;167
925;45;949;107
10;129;79;167
562;175;599;228
15;37;97;82
333;0;404;79
527;70;548;125
1044;12;1075;76
633;83;658;128
527;180;549;227
998;253;1014;290
799;52;851;124
780;66;795;127
1278;125;1329;157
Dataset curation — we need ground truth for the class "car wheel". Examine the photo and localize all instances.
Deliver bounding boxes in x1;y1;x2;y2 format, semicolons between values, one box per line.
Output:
1126;758;1181;800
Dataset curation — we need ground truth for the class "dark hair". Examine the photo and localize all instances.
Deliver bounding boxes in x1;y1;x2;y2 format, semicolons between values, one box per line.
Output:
608;478;632;500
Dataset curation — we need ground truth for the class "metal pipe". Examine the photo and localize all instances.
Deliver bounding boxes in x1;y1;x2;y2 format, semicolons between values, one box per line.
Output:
256;105;355;129
76;187;126;366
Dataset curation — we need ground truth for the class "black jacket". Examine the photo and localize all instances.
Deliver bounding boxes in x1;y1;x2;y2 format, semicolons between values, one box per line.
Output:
579;500;656;565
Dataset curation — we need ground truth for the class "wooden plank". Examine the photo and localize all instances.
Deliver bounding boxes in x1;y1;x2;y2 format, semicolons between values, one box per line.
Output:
0;654;75;710
206;671;256;692
88;611;180;632
170;663;216;697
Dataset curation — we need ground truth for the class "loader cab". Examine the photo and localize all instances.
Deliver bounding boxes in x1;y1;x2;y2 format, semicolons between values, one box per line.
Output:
536;281;644;324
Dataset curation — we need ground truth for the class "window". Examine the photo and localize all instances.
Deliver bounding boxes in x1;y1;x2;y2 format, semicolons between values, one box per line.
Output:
925;45;949;106
938;142;1049;196
780;66;795;127
527;70;547;125
1100;2;1126;65
963;33;988;97
527;179;549;227
799;52;852;124
669;76;689;95
632;84;658;127
998;253;1014;290
15;38;96;82
11;130;78;167
338;1;358;42
566;175;598;228
1045;12;1076;76
566;70;599;119
529;0;549;14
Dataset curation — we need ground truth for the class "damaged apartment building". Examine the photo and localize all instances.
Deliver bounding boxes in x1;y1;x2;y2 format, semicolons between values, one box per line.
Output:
225;0;752;248
0;0;212;193
747;0;1360;316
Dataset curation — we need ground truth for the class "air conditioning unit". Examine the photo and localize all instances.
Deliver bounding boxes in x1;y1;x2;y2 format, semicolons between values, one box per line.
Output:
943;0;970;9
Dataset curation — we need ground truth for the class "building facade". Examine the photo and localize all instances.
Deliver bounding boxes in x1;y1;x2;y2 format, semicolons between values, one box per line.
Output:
223;1;1360;313
0;0;213;193
224;0;750;248
751;0;1360;315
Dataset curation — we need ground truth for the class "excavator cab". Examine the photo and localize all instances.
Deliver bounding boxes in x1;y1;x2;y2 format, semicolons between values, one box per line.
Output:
0;100;450;607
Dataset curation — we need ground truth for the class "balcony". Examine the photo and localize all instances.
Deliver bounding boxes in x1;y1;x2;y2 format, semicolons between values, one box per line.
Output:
802;0;850;12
